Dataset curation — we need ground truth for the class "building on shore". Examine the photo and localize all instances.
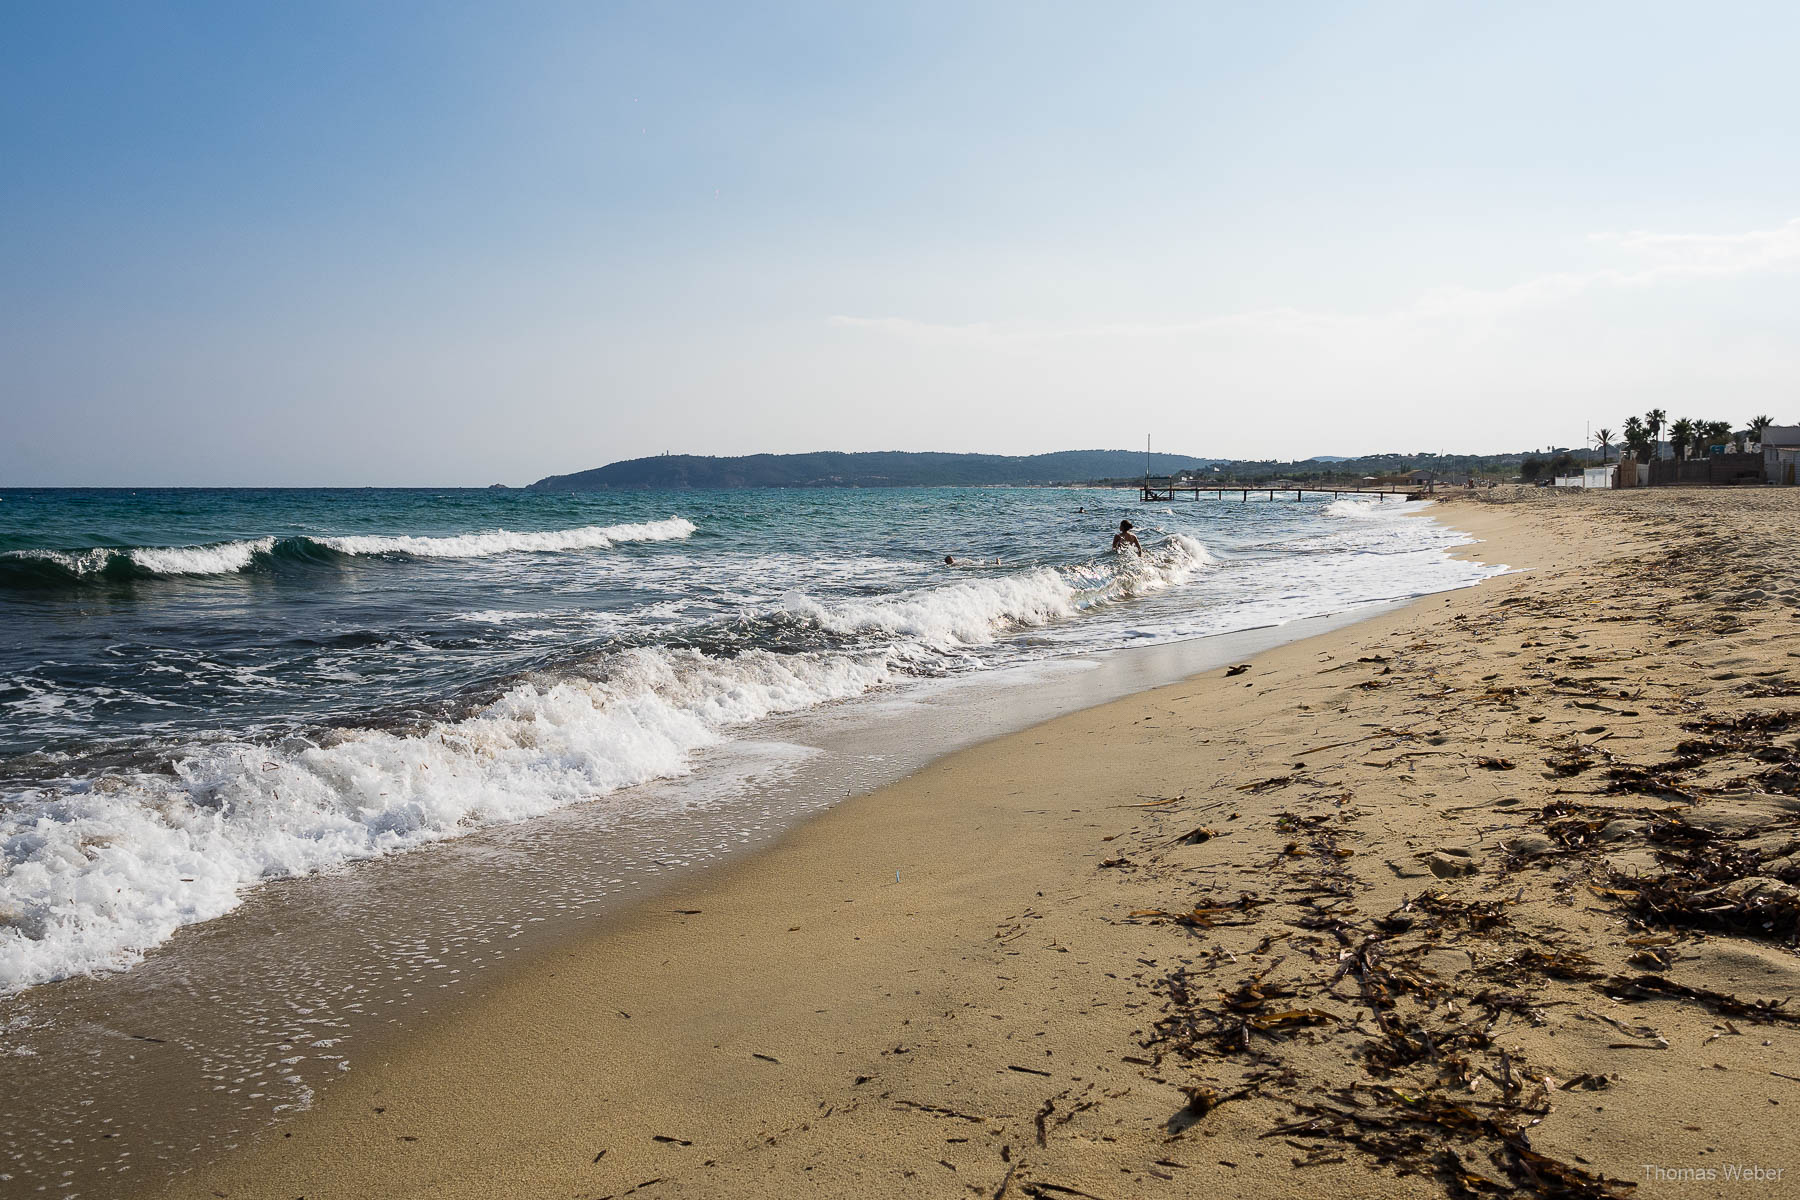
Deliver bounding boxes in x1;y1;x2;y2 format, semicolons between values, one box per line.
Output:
1762;426;1800;486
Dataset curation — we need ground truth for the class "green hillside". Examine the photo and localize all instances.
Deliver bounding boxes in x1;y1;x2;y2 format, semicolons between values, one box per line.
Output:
529;450;1214;490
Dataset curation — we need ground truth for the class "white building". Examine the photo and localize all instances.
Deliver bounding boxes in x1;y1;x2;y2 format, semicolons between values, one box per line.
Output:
1762;426;1800;485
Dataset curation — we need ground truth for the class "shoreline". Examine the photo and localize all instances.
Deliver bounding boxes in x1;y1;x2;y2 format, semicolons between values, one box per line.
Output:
2;503;1487;1199
0;489;1456;1002
131;497;1578;1200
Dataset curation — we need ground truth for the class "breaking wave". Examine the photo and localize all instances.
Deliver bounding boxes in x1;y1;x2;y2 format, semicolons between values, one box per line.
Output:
311;517;697;559
784;533;1214;648
0;518;698;588
0;645;887;992
1322;497;1426;520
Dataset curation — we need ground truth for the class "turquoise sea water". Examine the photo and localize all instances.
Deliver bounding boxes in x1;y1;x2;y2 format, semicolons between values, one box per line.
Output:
0;485;1494;992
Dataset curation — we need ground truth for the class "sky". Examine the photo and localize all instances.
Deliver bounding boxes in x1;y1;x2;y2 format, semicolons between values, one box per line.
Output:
3;1;1799;486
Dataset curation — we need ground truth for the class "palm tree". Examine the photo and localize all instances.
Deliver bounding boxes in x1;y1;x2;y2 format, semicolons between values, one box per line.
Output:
1668;418;1694;461
1593;427;1614;462
1749;414;1774;446
1708;420;1735;452
1644;408;1667;458
1691;422;1712;457
1621;416;1650;462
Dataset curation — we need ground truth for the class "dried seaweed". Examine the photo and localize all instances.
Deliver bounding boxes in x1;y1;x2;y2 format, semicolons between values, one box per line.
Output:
1599;974;1800;1025
1414;890;1513;932
1603;848;1800;943
1491;948;1599;983
1265;1090;1632;1199
1110;559;1800;1197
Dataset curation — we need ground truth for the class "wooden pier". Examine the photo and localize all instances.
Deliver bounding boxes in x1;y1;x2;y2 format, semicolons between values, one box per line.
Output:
1141;482;1427;503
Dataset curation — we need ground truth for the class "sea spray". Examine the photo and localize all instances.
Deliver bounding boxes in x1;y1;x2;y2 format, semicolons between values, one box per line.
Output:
1322;497;1424;520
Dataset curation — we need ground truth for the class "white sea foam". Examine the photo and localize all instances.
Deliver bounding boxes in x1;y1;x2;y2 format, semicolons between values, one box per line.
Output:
316;517;697;559
1322;497;1424;520
0;642;891;993
785;534;1215;649
1;538;279;578
3;548;107;576
1;518;697;580
129;538;277;575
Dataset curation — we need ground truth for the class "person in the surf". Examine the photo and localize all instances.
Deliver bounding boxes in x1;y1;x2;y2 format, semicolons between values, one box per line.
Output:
1112;520;1144;557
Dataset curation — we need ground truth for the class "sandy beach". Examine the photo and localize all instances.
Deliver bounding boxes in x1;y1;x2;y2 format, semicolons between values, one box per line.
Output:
155;489;1800;1200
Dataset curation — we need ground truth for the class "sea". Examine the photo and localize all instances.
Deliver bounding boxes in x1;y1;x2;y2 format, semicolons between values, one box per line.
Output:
0;484;1501;1194
0;485;1496;996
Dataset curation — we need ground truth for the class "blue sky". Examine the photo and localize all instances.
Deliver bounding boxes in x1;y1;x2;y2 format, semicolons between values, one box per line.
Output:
4;1;1798;484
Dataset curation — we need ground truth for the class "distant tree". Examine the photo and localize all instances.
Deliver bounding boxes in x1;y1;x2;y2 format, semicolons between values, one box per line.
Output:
1593;427;1615;462
1684;420;1725;456
1668;418;1695;461
1520;457;1545;482
1548;451;1577;478
1645;408;1667;446
1621;416;1650;461
1749;414;1774;446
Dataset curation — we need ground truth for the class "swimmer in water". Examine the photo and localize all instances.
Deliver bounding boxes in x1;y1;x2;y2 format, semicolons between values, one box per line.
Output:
1112;520;1143;557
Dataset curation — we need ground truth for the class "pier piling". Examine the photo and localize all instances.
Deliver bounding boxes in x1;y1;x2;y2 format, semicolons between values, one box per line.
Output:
1138;482;1422;503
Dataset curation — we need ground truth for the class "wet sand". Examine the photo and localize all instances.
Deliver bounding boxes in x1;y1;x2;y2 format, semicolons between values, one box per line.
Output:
150;489;1800;1197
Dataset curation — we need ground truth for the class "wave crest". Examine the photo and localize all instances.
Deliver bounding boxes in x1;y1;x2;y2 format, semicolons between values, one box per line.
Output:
784;532;1215;649
314;517;697;559
1322;498;1425;520
0;641;887;993
0;518;697;587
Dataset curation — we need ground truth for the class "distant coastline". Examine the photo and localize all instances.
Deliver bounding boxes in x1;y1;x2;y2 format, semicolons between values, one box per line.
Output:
527;449;1216;491
527;447;1564;491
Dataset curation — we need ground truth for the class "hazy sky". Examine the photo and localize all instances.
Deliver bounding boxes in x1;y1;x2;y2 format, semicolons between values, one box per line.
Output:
5;1;1799;485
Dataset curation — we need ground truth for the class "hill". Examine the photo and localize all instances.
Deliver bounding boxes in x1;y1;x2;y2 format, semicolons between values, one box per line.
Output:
529;450;1215;490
